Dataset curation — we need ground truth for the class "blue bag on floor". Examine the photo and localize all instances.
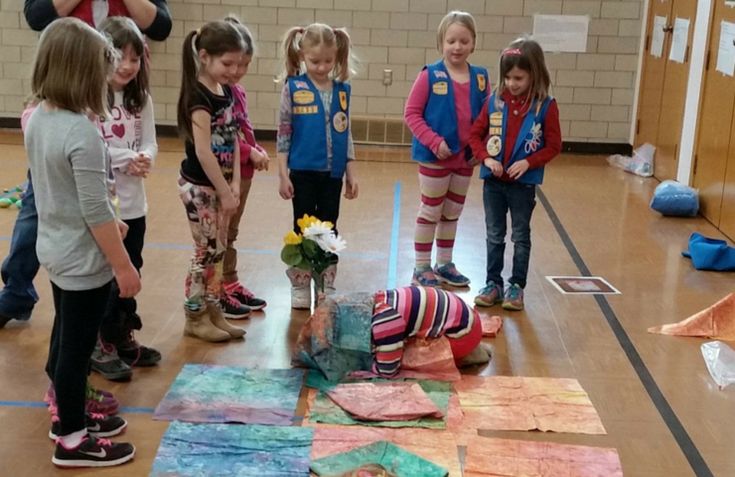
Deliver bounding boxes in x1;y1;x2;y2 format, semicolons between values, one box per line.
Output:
682;232;735;271
650;180;699;216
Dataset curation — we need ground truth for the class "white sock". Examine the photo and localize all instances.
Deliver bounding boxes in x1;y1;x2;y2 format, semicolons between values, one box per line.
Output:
58;428;88;449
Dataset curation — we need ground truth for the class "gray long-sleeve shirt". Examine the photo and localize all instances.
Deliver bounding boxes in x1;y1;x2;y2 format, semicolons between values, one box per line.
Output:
25;106;115;290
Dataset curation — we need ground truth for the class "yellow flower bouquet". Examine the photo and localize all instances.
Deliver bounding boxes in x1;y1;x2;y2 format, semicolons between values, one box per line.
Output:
281;214;346;291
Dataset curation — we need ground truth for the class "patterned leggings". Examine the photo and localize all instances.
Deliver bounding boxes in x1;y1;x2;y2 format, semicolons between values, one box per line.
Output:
414;163;473;267
178;178;229;310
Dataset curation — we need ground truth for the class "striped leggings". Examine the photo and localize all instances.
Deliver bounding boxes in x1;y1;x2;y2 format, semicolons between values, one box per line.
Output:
414;163;473;267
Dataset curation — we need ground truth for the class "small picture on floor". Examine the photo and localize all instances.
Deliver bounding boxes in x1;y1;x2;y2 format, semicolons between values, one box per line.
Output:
545;276;621;295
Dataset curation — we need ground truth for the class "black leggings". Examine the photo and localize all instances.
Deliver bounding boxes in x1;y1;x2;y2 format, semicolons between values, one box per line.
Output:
46;281;111;436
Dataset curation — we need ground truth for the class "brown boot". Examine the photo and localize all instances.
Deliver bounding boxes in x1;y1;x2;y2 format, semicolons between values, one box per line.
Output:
183;306;231;342
207;302;246;339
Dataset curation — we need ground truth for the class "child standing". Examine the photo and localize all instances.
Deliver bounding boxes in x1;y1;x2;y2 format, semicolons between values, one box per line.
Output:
221;15;269;313
25;18;138;467
468;38;561;311
404;11;489;288
92;16;161;381
177;21;248;342
277;23;358;309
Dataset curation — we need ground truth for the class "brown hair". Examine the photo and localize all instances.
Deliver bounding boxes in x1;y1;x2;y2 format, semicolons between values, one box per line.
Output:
436;10;476;52
98;16;149;114
494;37;551;107
177;20;245;141
31;17;115;117
281;23;353;82
223;14;254;56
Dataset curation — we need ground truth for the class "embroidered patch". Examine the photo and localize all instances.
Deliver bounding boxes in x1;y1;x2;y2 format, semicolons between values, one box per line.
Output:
432;81;448;95
293;90;315;105
293;80;309;89
434;70;448;79
339;91;348;111
489;112;503;127
486;136;502;157
524;123;542;153
293;105;318;115
333;112;348;133
477;74;486;92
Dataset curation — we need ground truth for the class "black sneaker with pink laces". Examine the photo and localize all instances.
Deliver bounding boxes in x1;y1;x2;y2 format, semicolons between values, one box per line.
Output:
49;413;127;440
225;282;267;311
52;436;135;468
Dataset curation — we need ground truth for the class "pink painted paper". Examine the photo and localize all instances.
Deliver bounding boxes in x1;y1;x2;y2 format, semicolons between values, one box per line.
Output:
454;376;606;434
464;435;623;477
326;382;443;421
480;314;503;337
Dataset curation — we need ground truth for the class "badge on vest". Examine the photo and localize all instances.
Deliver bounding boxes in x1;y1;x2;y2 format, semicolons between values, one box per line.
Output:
293;106;318;114
489;112;503;127
486;136;502;157
433;81;448;95
524;122;542;154
339;91;348;111
434;70;448;79
333;111;348;133
477;74;486;92
293;90;314;105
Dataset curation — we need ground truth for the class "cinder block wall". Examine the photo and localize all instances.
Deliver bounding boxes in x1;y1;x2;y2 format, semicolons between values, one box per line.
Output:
0;0;642;143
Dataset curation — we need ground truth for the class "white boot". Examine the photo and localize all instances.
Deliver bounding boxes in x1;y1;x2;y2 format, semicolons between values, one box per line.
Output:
321;264;337;295
286;267;312;309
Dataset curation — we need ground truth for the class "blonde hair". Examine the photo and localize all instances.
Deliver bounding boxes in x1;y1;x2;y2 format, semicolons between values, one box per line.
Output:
494;37;551;107
333;464;397;477
31;17;115;117
436;10;477;52
281;23;353;82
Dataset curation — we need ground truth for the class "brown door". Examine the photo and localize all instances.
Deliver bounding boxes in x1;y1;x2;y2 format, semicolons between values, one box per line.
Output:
635;0;674;148
692;1;735;226
720;110;735;239
654;0;698;180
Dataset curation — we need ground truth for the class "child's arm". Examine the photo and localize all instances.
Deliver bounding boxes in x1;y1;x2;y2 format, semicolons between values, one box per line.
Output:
277;83;294;199
90;221;141;297
136;94;158;167
344;160;358;200
404;69;451;159
235;86;270;171
191;109;238;213
231;143;241;200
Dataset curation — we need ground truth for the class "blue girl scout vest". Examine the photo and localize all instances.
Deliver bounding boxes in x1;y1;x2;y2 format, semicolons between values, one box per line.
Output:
287;74;350;179
480;94;554;185
411;59;489;163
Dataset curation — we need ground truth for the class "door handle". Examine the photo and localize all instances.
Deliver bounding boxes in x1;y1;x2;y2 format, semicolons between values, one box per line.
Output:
663;25;674;33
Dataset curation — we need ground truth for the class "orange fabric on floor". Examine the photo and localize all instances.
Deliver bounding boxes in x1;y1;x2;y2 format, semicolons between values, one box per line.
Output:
648;293;735;340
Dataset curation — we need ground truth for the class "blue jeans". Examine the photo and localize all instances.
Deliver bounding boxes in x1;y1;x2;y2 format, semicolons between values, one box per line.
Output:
483;179;536;289
0;172;39;320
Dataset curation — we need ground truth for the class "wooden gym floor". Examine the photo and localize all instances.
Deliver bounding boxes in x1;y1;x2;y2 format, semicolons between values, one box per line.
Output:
0;131;732;476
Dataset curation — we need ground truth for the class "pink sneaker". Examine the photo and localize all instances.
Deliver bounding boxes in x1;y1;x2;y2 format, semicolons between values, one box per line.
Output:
44;383;119;416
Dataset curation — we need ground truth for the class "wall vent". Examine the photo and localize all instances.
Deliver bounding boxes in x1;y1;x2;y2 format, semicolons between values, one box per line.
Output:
351;116;412;146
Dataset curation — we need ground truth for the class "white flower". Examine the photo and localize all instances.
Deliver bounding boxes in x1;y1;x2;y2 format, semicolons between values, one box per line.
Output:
303;222;333;238
315;233;347;254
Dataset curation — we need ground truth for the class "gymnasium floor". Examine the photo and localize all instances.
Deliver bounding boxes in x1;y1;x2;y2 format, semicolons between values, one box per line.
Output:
0;132;732;476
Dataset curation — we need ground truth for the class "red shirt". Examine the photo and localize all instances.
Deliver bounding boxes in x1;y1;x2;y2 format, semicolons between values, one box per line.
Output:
469;91;561;181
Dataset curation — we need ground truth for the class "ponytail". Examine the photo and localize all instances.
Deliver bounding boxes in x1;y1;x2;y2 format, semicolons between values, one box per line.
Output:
281;26;304;79
332;28;353;82
177;29;200;142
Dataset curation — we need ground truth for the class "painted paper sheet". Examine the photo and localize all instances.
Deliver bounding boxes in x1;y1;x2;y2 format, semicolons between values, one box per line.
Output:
648;293;735;340
150;422;313;477
305;380;452;429
480;314;503;337
311;441;448;477
464;435;623;477
311;426;462;477
454;376;606;434
153;365;304;425
327;382;443;421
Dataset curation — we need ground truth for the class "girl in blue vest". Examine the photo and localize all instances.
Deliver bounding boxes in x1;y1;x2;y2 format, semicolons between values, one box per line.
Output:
277;23;359;309
468;38;562;311
404;11;489;288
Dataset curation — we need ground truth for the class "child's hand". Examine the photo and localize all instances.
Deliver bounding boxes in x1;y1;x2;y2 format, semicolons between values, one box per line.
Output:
279;176;294;200
436;140;451;160
128;154;151;177
251;149;270;171
117;219;129;240
483;158;504;177
507;159;529;180
220;190;239;215
344;175;359;200
115;262;141;298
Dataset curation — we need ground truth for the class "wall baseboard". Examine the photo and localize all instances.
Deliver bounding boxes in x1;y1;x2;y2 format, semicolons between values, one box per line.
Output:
1;117;632;156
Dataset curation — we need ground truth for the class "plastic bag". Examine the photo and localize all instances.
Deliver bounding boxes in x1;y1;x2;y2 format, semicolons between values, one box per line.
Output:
650;180;699;216
607;143;655;177
701;341;735;389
